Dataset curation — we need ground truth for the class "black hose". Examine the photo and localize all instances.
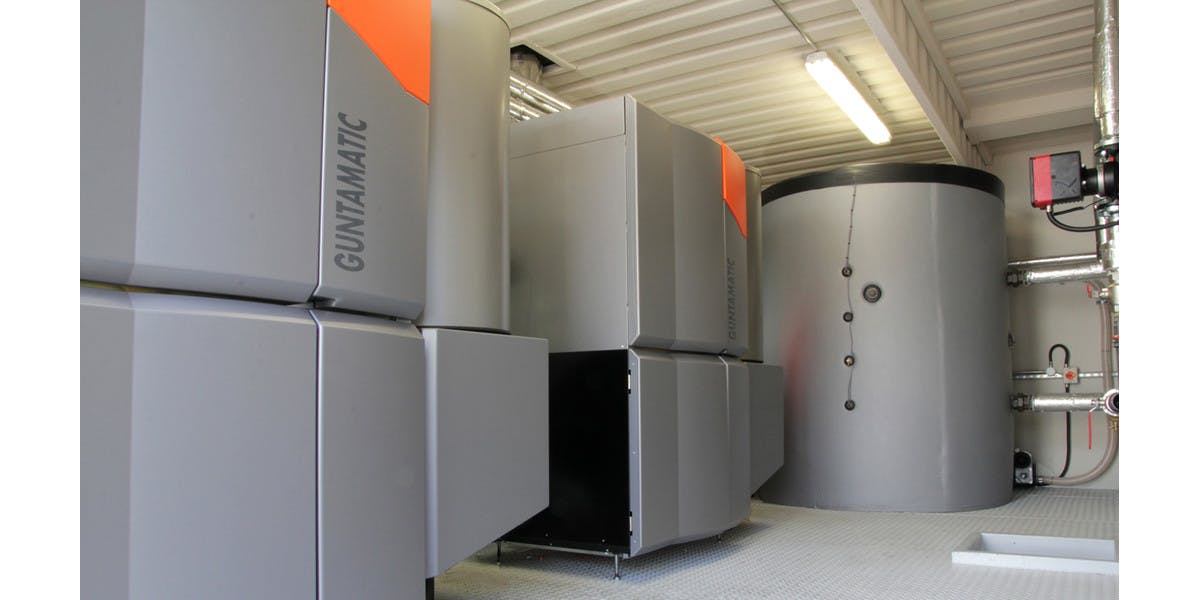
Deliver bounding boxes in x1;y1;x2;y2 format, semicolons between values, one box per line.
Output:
1051;199;1098;217
1048;343;1072;478
1046;208;1118;233
1059;413;1072;478
1047;343;1070;367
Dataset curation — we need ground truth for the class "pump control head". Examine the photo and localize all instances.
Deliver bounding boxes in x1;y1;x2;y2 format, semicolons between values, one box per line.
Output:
1029;151;1118;208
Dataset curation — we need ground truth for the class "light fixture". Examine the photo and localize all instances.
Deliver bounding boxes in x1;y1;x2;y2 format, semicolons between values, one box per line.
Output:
804;51;892;145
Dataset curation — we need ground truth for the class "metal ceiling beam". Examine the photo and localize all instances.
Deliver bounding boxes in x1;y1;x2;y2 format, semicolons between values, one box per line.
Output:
851;0;982;168
899;0;969;115
965;85;1093;142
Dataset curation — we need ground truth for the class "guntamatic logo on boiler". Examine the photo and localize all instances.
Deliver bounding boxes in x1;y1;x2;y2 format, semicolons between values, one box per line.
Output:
333;112;368;272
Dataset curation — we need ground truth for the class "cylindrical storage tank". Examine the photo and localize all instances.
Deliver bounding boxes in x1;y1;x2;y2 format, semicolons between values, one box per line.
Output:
422;0;510;332
758;164;1012;512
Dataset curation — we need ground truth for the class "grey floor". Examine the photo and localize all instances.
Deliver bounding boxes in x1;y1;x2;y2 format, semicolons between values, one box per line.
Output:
434;487;1118;599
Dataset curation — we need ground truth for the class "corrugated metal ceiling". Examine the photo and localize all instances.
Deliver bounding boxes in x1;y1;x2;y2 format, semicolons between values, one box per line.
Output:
928;0;1093;104
921;0;1096;145
497;0;1099;185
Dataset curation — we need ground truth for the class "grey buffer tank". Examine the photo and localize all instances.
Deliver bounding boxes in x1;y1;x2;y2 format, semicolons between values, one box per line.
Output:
757;164;1013;512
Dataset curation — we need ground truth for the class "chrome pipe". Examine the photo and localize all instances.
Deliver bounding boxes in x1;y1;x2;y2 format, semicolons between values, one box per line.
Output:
1012;370;1115;381
1093;0;1119;149
1011;392;1104;413
1008;260;1107;287
509;73;572;111
1006;253;1098;269
1093;205;1119;308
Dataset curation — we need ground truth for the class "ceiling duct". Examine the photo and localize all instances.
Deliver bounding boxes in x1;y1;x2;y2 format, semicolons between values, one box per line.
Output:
510;45;544;84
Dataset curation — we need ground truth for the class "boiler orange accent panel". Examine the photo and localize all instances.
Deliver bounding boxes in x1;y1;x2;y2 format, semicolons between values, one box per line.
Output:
717;138;748;238
329;0;431;104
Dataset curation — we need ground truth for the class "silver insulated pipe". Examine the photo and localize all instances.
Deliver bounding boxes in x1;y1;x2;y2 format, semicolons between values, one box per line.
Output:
1094;0;1119;150
1011;391;1117;417
1008;260;1107;287
1006;253;1098;269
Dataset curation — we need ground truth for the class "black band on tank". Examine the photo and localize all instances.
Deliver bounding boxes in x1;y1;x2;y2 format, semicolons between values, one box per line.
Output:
762;163;1005;205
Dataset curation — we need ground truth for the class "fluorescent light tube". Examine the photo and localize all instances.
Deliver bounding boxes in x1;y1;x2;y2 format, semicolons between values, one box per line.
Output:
805;51;892;145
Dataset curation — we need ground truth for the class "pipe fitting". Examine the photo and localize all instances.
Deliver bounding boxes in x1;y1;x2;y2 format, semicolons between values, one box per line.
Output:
1102;388;1118;417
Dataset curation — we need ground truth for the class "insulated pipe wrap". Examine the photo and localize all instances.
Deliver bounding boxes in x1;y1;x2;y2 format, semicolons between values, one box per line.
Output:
1006;254;1097;269
1094;0;1118;149
1010;261;1107;287
1013;393;1104;412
